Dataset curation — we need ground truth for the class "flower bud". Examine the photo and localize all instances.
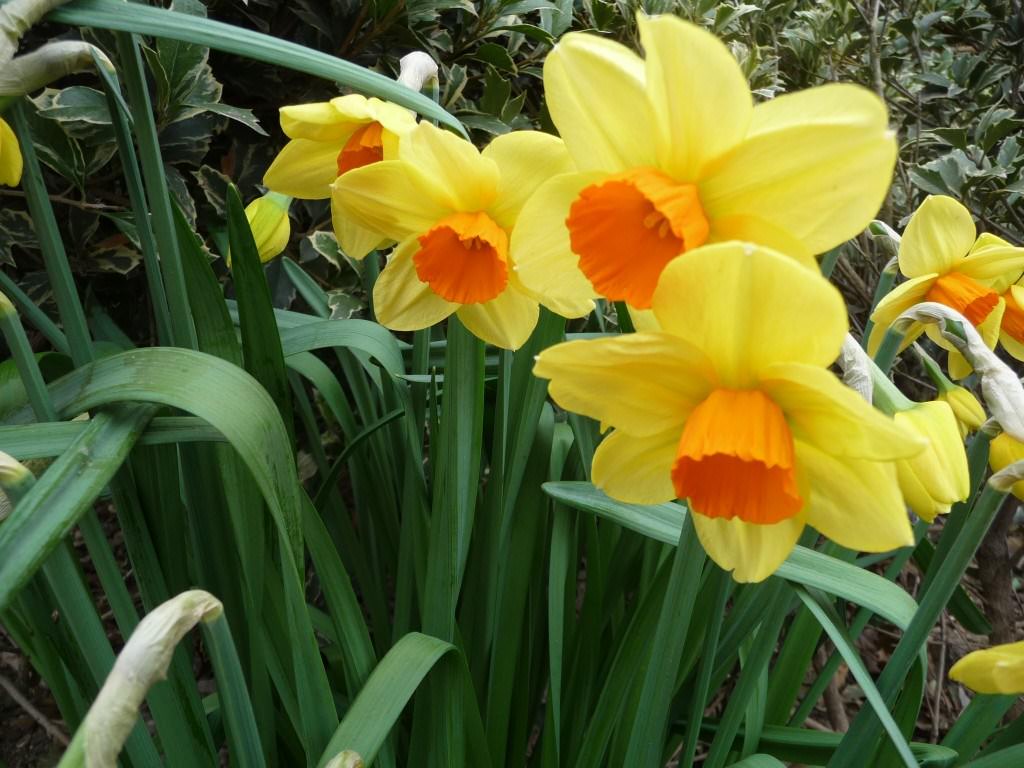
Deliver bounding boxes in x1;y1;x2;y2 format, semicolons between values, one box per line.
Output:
949;640;1024;694
988;433;1024;500
892;401;970;522
0;116;22;187
244;192;291;263
937;386;986;438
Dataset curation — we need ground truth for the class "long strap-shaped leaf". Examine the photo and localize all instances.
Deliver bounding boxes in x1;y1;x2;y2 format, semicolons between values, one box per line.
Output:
0;404;158;612
46;0;465;135
316;633;490;768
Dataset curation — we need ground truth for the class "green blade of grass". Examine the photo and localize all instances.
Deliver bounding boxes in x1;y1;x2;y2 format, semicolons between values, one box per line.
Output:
48;0;465;136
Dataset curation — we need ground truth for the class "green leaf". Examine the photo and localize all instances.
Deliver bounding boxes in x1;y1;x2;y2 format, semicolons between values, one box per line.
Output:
48;0;465;136
727;756;787;768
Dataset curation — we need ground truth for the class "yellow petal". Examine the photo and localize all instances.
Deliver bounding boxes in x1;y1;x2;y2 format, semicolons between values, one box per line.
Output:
591;428;678;504
866;273;937;355
949;641;1024;695
280;101;359;142
691;510;805;583
956;244;1024;286
700;84;896;254
1001;328;1024;362
898;196;975;278
709;213;815;269
373;238;458;330
332;160;451;242
399;122;498;212
797;441;913;552
988;433;1024;500
759;363;925;460
510;171;602;318
893;402;970;522
544;32;656;172
331;200;387;260
481;131;575;230
456;285;538;350
0;118;23;187
533;332;716;437
637;13;751;181
652;242;847;386
263;138;342;199
330;94;417;138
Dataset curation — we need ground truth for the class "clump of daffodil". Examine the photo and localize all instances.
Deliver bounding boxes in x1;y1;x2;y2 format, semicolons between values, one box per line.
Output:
869;364;970;522
869;195;1024;379
988;432;1024;500
244;192;291;263
0;117;22;186
511;13;896;316
950;641;1024;694
332;122;583;349
535;243;920;582
263;95;416;259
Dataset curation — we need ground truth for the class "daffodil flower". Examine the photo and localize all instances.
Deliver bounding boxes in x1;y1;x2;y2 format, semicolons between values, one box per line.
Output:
263;95;416;259
998;274;1024;361
534;243;920;582
937;386;986;439
332;122;582;349
950;641;1024;694
244;192;291;263
989;433;1024;501
0;117;22;187
869;195;1024;378
511;13;896;315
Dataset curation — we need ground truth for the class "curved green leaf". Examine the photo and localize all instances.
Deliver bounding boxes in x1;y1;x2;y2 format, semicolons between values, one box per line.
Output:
47;0;465;136
280;319;406;379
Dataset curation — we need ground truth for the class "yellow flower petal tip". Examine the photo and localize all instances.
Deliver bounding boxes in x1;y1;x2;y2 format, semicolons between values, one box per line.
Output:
989;433;1024;501
893;401;970;523
333;123;579;349
0;117;23;188
949;641;1024;695
515;13;897;309
536;242;914;582
937;386;986;439
244;193;292;263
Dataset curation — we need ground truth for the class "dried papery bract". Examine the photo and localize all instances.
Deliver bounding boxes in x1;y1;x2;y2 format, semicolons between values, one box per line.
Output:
988;458;1024;494
68;591;223;768
839;334;874;404
397;51;439;93
324;750;365;768
896;301;1024;442
0;40;114;96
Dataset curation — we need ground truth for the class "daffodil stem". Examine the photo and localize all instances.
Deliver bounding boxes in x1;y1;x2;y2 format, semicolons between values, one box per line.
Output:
866;352;914;414
872;327;905;375
0;293;58;422
614;302;636;333
819;246;841;278
828;481;1009;767
916;430;993;598
861;259;899;349
622;512;706;767
0;269;68;355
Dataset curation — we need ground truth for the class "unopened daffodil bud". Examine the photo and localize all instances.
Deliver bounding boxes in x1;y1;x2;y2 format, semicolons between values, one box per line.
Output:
892;401;970;522
949;640;1024;694
0;116;22;187
244;192;291;263
988;433;1024;500
938;386;986;439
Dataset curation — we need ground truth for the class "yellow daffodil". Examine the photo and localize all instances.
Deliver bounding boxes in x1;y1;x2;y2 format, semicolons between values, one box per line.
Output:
937;386;986;439
949;641;1024;694
0;117;22;187
534;243;920;582
511;13;896;315
263;95;416;259
869;196;1024;378
891;401;969;522
998;274;1024;361
331;122;582;349
244;192;291;263
989;433;1024;500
